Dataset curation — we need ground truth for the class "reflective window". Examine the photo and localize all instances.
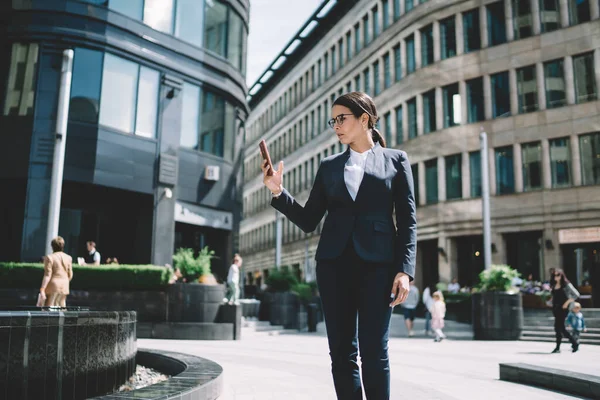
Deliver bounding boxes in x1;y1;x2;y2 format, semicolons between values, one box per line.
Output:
491;71;510;118
443;83;459;128
446;154;462;200
354;24;361;54
425;158;438;204
549;137;571;187
69;48;103;124
331;47;337;74
469;151;482;197
144;0;174;34
521;142;542;191
411;164;419;205
200;90;225;157
354;74;361;92
422;90;436;134
346;32;352;62
544;59;566;108
580;132;600;185
540;0;561;33
180;82;200;149
406;35;415;74
466;77;484;123
573;52;597;104
407;97;417;139
384;112;392;146
363;15;370;46
135;67;159;138
99;54;139;133
383;53;391;89
463;9;481;53
487;2;507;46
517;65;538;113
394;44;401;82
228;10;244;71
364;68;371;96
440;16;456;60
393;0;401;21
395;105;403;144
204;0;228;57
175;0;204;47
495;146;515;194
109;0;143;20
405;0;414;12
569;0;591;25
421;24;434;67
513;0;533;39
3;43;38;117
372;6;380;38
374;61;381;95
382;0;390;30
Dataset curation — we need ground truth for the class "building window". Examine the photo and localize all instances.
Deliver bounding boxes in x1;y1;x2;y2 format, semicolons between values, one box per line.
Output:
549;137;571;187
394;0;401;21
540;0;561;33
440;16;456;60
175;0;204;47
346;32;352;62
395;105;403;144
422;90;436;134
469;151;482;197
384;53;391;89
346;81;352;93
135;67;160;138
580;132;600;185
517;65;538;113
374;61;381;95
407;98;417;139
69;48;102;123
200;90;226;157
363;15;370;46
411;164;419;205
443;83;459;128
354;24;361;54
522;142;542;191
324;53;329;79
338;40;344;69
573;52;597;103
204;0;228;57
420;24;434;67
394;44;402;81
364;68;371;95
466;77;485;123
354;74;361;92
491;71;510;118
331;47;337;74
487;1;507;46
382;0;390;30
406;35;416;74
544;59;566;108
110;0;144;20
180;83;201;149
3;43;39;117
495;146;515;194
405;0;414;12
569;0;591;25
513;0;533;39
425;158;438;204
384;112;392;146
373;6;380;38
463;9;481;53
445;154;462;200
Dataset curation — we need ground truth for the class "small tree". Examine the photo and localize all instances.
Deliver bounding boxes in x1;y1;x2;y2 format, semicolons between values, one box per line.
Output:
266;269;299;292
172;247;214;282
477;264;520;292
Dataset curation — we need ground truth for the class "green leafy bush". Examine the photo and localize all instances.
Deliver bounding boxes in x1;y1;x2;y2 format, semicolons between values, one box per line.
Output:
0;262;170;291
442;292;472;304
266;269;299;292
291;283;313;304
172;247;214;281
477;264;520;292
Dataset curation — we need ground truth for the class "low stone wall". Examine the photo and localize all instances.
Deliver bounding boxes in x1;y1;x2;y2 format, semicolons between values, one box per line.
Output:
0;309;136;400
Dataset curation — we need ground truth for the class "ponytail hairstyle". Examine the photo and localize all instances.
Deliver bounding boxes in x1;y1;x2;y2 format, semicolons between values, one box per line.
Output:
332;91;386;148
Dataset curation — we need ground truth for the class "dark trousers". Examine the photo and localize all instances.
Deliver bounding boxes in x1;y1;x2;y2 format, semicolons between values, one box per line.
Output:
316;242;395;400
553;308;577;348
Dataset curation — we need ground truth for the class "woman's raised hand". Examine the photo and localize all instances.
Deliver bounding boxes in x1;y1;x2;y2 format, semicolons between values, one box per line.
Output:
261;158;284;195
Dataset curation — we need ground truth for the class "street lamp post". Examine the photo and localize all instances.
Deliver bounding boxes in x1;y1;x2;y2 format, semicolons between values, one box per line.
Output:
480;129;492;270
46;49;74;255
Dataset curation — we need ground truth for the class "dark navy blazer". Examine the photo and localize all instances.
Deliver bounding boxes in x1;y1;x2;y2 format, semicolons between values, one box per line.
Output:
271;143;417;279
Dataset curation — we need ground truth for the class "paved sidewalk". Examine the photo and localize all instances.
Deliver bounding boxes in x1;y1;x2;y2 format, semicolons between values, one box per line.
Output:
140;316;599;400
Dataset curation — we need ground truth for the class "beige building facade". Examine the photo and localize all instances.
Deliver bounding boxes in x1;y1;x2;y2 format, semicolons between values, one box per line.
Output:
241;0;600;299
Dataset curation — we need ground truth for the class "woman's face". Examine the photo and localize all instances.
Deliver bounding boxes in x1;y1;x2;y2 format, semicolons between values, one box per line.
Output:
331;105;366;145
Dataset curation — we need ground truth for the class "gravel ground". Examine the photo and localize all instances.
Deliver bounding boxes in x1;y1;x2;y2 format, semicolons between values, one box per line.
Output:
118;365;169;392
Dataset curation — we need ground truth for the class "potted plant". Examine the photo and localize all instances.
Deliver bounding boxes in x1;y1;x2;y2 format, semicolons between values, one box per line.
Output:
472;265;524;340
266;269;300;329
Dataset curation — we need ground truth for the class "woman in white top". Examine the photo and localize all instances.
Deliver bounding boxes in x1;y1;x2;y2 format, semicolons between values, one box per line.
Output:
422;284;435;336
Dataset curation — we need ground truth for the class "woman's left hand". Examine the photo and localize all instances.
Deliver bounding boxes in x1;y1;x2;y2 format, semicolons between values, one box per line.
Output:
389;272;410;308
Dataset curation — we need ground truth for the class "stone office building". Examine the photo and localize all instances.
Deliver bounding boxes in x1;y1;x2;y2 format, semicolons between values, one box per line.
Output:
240;0;600;302
0;0;249;278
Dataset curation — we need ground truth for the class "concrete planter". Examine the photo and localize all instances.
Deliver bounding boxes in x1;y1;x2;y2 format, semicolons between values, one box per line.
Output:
270;292;300;329
167;283;226;323
472;292;524;340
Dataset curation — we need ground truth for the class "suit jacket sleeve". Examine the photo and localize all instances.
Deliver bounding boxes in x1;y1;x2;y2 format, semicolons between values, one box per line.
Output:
271;163;327;233
394;151;417;280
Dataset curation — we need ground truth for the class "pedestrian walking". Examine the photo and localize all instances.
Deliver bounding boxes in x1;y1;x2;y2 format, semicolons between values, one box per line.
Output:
38;236;73;307
566;302;587;351
422;283;435;336
261;91;417;400
225;254;242;305
431;291;446;342
550;269;580;353
401;281;419;337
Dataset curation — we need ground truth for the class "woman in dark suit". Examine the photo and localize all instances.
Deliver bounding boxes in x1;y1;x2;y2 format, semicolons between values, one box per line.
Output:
261;92;417;400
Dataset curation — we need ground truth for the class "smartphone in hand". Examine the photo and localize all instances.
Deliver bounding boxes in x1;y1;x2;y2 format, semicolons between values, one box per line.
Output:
259;139;274;176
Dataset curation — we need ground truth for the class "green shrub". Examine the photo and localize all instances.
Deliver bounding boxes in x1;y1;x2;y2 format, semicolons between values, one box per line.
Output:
0;262;170;291
172;247;214;281
291;283;313;304
442;292;472;303
266;269;299;292
477;264;520;292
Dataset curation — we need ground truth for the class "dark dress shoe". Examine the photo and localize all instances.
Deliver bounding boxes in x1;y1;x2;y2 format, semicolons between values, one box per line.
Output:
551;347;560;353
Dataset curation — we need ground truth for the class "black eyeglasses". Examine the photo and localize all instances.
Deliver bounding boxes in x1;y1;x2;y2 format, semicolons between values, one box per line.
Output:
328;114;354;129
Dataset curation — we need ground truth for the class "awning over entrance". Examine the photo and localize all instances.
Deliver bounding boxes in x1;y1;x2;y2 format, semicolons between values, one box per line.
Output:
175;201;233;231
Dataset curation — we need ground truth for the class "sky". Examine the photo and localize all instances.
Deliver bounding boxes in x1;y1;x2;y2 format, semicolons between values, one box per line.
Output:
246;0;324;87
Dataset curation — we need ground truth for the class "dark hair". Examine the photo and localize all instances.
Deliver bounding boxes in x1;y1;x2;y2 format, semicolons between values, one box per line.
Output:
86;241;96;247
550;268;570;288
333;91;386;148
51;236;65;252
